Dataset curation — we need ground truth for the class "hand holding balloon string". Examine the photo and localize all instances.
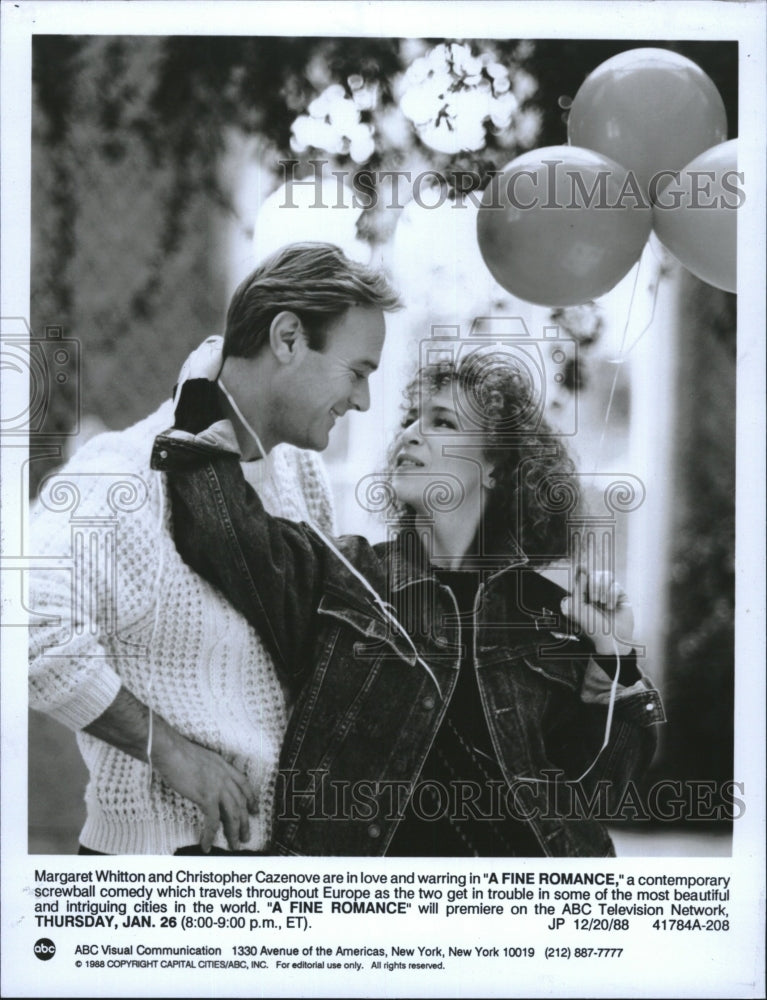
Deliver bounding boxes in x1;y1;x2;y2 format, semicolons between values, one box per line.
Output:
560;568;635;657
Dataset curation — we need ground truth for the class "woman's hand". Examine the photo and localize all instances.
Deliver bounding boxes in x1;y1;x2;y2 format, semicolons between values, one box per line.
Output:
560;569;635;656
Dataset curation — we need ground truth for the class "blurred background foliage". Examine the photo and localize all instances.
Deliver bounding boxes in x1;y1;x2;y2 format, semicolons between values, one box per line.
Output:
31;35;736;445
29;36;737;847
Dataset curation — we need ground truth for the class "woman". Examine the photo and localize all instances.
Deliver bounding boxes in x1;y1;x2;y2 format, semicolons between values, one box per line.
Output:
152;352;663;857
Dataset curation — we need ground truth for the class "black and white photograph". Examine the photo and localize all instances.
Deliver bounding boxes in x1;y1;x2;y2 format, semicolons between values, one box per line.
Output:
1;2;764;997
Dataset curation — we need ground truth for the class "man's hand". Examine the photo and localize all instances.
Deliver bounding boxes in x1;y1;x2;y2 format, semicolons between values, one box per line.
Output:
560;569;635;656
151;725;257;853
84;686;257;852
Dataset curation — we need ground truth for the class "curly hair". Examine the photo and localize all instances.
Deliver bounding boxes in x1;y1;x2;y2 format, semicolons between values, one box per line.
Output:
387;351;582;562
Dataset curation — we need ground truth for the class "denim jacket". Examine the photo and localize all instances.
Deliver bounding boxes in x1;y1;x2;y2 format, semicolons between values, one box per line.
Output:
152;430;664;857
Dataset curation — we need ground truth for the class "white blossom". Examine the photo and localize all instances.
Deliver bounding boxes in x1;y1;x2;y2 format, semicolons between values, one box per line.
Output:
290;114;314;151
515;107;543;146
489;92;518;129
493;74;511;96
513;69;538;103
289;82;377;163
349;125;376;164
486;61;508;79
398;41;517;154
350;80;379;112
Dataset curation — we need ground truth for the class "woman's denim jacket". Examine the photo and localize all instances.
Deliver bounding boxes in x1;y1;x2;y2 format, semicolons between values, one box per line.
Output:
152;428;664;858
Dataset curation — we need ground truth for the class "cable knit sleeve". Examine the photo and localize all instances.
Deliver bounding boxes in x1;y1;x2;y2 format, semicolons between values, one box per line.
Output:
28;432;163;731
295;448;337;536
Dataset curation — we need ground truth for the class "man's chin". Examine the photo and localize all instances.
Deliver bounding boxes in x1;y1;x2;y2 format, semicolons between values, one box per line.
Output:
305;430;330;452
283;424;330;453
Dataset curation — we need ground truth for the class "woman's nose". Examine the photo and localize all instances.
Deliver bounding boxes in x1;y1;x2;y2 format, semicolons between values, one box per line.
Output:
406;422;423;444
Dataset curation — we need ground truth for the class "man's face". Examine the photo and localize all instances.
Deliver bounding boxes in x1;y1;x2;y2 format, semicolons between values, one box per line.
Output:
281;305;386;451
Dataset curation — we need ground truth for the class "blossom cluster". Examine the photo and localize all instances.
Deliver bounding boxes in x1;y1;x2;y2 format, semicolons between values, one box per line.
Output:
289;42;541;165
397;42;523;154
290;79;378;164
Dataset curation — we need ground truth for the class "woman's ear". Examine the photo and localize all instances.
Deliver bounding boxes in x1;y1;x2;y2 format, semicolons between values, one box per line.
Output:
269;311;306;364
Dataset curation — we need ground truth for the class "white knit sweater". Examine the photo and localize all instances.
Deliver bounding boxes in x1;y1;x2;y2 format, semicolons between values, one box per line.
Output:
28;400;335;854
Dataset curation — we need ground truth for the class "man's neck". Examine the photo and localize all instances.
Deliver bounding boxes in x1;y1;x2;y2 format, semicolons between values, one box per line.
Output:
217;356;276;460
216;389;264;460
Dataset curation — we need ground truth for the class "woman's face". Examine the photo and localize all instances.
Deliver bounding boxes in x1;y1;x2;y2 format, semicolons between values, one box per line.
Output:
391;382;495;519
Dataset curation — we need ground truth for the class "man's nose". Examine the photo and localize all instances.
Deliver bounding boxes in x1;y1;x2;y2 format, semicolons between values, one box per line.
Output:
350;378;371;412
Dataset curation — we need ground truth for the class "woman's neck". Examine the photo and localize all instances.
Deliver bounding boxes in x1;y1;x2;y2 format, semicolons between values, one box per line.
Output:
416;506;483;571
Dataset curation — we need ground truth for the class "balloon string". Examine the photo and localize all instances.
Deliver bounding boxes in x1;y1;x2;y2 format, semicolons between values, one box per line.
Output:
594;256;642;470
219;376;443;698
620;259;662;358
579;244;660;781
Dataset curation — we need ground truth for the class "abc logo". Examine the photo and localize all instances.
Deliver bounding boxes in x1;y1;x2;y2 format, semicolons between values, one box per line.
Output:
34;938;56;961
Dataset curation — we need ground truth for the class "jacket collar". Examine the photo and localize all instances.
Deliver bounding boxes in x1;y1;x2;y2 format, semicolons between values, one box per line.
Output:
385;528;529;594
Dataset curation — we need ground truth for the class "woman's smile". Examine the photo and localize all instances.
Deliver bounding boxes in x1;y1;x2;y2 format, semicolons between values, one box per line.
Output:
395;451;425;469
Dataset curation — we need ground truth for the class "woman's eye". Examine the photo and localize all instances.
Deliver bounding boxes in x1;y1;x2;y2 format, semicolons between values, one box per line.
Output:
400;411;417;429
433;417;457;429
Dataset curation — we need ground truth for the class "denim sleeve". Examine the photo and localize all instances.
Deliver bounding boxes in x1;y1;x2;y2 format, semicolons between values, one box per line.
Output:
544;681;661;808
152;435;325;687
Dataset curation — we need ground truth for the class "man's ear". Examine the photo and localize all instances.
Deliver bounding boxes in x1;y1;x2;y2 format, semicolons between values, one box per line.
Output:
269;311;307;364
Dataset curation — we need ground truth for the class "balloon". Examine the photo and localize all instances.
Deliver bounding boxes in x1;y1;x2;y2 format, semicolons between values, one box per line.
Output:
652;139;738;293
568;48;727;200
476;145;652;306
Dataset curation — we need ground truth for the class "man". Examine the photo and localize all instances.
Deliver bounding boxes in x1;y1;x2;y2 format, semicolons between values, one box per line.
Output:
28;242;399;855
